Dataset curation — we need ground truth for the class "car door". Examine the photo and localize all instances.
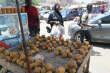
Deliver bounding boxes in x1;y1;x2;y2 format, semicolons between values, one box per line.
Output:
99;15;110;43
88;18;104;42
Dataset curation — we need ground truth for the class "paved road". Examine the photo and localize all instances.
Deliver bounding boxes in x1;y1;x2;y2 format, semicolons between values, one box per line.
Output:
90;43;110;73
40;20;110;73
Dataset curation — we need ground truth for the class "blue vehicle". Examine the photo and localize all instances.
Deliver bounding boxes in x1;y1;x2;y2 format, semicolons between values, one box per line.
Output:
61;9;79;21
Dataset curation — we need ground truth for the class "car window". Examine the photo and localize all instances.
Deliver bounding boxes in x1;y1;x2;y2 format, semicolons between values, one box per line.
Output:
89;15;110;24
89;19;99;24
101;15;110;24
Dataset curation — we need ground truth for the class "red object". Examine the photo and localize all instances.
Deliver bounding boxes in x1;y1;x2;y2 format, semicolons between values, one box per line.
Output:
0;42;11;49
59;34;63;39
25;6;39;27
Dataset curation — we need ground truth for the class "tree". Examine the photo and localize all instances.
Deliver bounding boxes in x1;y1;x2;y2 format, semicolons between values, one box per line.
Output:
32;0;39;6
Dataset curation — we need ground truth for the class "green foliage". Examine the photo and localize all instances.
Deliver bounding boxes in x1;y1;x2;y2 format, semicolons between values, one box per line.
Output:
0;0;6;3
0;0;39;6
32;0;39;6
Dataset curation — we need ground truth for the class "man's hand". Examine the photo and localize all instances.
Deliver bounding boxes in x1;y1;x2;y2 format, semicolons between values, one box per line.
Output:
91;25;96;28
55;21;60;25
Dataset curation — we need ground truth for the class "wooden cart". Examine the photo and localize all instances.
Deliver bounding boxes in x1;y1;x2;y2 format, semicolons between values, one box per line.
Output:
0;48;92;73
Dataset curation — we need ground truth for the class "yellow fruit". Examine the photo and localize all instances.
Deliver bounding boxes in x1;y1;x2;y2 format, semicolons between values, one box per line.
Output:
65;49;70;55
56;66;65;73
87;45;91;49
34;67;42;73
62;52;67;58
34;48;39;53
30;63;35;69
55;50;60;56
51;47;54;51
5;56;11;62
23;63;27;69
67;60;77;69
29;40;33;44
74;54;83;61
35;59;43;67
58;41;62;46
78;49;86;55
57;48;62;52
41;67;46;73
69;68;76;73
31;50;36;55
20;53;26;60
83;41;89;46
73;43;79;49
47;36;51;40
76;40;81;46
4;50;10;56
70;48;74;52
64;42;68;47
16;59;20;64
29;57;34;63
68;53;72;58
63;64;68;70
12;58;17;62
48;47;52;52
42;45;46;50
0;47;5;53
46;71;52;73
45;63;54;71
80;46;88;54
19;61;24;67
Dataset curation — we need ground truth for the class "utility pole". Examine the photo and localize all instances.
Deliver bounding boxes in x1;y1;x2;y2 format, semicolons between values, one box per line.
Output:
15;0;32;73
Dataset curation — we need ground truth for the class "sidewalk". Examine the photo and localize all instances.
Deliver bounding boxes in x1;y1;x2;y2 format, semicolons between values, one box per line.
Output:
89;46;110;73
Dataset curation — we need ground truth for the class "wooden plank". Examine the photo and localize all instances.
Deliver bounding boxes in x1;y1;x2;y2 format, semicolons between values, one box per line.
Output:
0;59;26;73
76;48;92;73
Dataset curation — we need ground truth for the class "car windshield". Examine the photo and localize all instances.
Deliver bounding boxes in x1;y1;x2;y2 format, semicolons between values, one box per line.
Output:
88;12;110;24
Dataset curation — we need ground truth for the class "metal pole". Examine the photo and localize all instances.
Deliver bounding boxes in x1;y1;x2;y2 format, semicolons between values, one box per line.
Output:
15;0;32;73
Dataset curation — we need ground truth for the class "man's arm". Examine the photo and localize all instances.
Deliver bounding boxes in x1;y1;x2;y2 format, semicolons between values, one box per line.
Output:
34;6;40;25
82;24;96;28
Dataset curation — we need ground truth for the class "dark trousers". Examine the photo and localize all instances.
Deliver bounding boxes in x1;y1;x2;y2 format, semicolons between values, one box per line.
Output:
29;26;40;37
80;30;91;43
46;24;54;33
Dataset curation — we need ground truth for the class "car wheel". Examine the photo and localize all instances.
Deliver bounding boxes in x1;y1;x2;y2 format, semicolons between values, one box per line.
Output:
74;31;81;41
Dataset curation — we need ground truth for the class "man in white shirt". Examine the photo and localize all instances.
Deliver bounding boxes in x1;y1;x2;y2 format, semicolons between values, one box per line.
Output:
80;4;95;44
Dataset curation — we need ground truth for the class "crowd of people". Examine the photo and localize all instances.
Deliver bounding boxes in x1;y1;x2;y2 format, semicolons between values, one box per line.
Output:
25;0;107;44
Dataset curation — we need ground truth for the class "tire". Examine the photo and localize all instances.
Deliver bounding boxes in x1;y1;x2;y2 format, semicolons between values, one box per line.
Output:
74;31;92;42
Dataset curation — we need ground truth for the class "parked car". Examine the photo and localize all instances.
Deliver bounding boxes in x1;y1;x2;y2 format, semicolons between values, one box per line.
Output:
68;12;110;43
39;10;52;20
61;9;79;21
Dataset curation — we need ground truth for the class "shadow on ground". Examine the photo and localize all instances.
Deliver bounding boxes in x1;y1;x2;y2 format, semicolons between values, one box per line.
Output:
92;42;110;49
91;50;101;56
91;43;110;56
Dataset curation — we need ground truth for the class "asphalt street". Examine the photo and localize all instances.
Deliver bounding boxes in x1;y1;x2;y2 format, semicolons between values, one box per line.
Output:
40;20;110;73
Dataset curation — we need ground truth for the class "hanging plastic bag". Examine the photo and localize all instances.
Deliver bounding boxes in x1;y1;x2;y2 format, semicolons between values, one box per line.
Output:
51;24;64;39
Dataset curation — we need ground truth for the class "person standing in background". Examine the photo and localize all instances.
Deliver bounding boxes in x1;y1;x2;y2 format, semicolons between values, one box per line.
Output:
46;3;64;33
80;4;96;44
24;0;40;37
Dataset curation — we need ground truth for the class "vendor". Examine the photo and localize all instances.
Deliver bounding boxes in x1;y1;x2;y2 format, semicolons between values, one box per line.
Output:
24;0;40;37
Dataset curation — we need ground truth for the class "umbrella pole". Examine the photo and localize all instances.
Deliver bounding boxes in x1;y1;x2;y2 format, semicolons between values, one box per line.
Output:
15;0;32;73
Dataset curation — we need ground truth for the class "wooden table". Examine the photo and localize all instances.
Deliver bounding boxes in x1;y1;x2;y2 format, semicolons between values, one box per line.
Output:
0;59;26;73
77;48;92;73
0;48;92;73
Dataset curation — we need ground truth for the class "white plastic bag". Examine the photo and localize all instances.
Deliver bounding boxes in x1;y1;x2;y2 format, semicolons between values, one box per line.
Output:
51;25;64;38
